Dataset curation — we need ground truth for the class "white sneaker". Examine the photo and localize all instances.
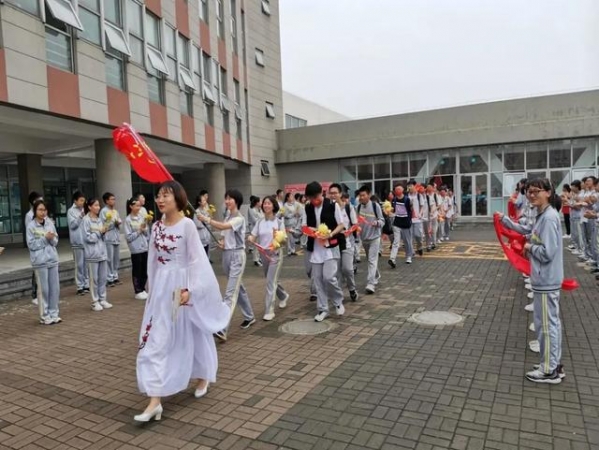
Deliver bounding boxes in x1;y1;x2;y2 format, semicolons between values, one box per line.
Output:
529;322;535;332
263;313;275;321
527;292;534;299
523;277;530;283
571;250;581;255
365;284;375;295
278;293;289;309
32;298;39;306
99;300;113;309
525;283;532;290
39;316;53;325
135;291;148;300
528;340;540;353
336;303;345;316
406;257;412;264
91;302;103;312
586;260;597;266
562;234;570;239
314;311;329;322
524;303;534;312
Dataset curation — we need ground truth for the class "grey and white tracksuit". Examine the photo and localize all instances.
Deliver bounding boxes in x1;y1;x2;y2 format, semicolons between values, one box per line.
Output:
100;206;121;283
581;190;596;260
222;213;254;325
83;215;108;304
300;206;316;297
338;203;357;293
25;209;37;300
423;193;440;248
502;207;563;374
247;207;263;264
125;214;150;294
26;219;60;319
67;204;89;291
194;205;213;258
357;201;384;290
409;193;424;253
283;202;299;255
570;192;585;254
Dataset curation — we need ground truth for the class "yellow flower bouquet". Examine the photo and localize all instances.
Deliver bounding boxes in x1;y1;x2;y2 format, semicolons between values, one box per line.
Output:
382;200;393;215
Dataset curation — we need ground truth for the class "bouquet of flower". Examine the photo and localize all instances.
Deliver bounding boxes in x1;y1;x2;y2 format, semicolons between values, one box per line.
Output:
208;204;217;216
279;207;286;215
145;210;154;223
269;229;287;250
382;200;393;215
316;223;331;239
105;211;113;222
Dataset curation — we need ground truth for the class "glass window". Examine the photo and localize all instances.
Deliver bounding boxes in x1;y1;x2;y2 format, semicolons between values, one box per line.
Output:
572;139;596;167
265;102;275;118
234;79;240;104
255;48;265;67
165;25;177;81
178;34;190;68
550;170;570;193
527;170;547;181
526;143;547;170
216;0;224;38
204;102;215;126
5;0;40;16
503;145;525;171
222;110;230;133
104;0;121;25
179;67;196;90
199;0;208;21
129;35;143;64
391;154;409;178
261;0;270;16
236;118;242;140
147;73;164;104
374;156;390;179
79;7;101;44
490;173;502;198
374;180;390;202
45;25;73;72
145;11;160;48
106;51;125;90
180;88;193;116
147;46;169;74
548;140;571;168
340;160;357;181
211;59;219;89
490;146;503;172
45;0;84;30
429;151;456;175
459;148;489;173
409;156;426;180
220;68;227;95
105;23;131;56
127;0;143;64
357;158;373;180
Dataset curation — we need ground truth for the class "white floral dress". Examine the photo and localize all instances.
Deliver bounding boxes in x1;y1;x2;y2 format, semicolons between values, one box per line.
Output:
136;217;229;397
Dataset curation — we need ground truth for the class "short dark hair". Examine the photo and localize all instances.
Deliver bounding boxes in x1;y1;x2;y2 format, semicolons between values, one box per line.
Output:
294;193;301;201
102;192;115;203
157;180;188;211
199;189;208;197
393;183;404;190
28;191;42;206
357;184;371;195
562;184;571;193
276;189;284;196
329;183;343;193
85;198;100;214
571;180;582;189
305;181;322;198
225;189;243;208
72;190;85;202
581;176;588;183
126;197;140;215
262;195;279;214
341;192;350;200
284;192;294;202
250;196;260;208
32;199;47;216
407;179;416;186
195;190;209;207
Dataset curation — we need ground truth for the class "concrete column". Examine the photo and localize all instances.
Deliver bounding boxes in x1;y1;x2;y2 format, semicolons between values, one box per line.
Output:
17;154;43;245
205;163;226;219
94;139;132;223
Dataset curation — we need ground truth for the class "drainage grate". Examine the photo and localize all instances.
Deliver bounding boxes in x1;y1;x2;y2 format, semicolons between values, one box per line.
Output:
279;319;337;335
409;311;464;326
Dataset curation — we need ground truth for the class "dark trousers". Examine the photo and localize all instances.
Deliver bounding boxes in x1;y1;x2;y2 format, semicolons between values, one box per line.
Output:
31;271;37;299
131;252;148;294
563;214;571;236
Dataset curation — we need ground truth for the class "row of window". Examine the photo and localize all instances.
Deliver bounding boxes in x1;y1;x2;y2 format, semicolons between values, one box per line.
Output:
285;114;307;129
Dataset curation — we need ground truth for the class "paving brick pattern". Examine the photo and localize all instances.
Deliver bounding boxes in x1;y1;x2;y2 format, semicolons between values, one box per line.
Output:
0;226;598;449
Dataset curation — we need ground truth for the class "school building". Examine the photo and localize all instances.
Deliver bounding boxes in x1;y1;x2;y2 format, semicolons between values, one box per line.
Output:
275;89;599;221
0;0;283;246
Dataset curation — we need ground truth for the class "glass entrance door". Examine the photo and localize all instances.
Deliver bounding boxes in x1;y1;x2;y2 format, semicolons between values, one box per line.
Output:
459;174;488;217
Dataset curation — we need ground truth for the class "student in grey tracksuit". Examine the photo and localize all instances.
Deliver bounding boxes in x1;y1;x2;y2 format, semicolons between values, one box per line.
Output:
125;198;150;300
25;191;43;304
26;199;61;325
569;181;585;255
199;189;255;340
356;185;384;294
68;191;89;295
501;178;564;384
84;198;112;311
100;192;122;286
389;185;414;267
247;196;264;266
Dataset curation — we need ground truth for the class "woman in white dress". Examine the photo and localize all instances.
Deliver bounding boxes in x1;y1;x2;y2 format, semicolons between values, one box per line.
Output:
134;181;229;423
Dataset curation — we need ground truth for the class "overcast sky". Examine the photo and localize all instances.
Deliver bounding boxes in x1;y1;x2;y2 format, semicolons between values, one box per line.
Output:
279;0;599;119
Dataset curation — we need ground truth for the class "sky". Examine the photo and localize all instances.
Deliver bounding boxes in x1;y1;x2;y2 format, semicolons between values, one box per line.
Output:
279;0;599;119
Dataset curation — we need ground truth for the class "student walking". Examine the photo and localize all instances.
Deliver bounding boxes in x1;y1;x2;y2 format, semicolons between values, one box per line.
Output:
100;192;122;287
407;182;425;256
500;178;564;384
283;192;299;256
67;191;89;296
83;198;112;312
248;196;290;322
389;184;413;267
25;191;43;306
194;190;213;260
199;189;255;340
26;199;61;325
356;185;384;294
247;196;264;267
125;198;150;300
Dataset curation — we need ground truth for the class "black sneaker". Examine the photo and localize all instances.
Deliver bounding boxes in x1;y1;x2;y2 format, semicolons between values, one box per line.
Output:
108;281;115;288
254;261;263;267
591;268;599;274
388;260;396;269
77;289;85;296
432;244;436;250
417;249;423;256
309;295;317;302
83;288;90;294
114;279;123;285
426;247;431;252
240;318;256;329
533;364;566;379
350;290;358;302
525;368;561;384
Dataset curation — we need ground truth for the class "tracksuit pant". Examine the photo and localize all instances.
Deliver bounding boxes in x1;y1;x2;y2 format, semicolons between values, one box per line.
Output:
106;243;120;282
362;238;381;288
390;226;413;262
72;247;89;290
313;258;344;314
262;252;287;316
35;265;60;319
338;248;357;293
533;290;562;374
222;249;254;323
88;261;108;304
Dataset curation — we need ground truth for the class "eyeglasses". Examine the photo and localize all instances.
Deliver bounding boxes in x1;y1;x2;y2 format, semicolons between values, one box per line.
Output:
527;188;547;196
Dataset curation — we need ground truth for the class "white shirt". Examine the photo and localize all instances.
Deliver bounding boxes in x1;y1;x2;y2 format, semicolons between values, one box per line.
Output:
409;194;422;223
222;213;245;250
251;217;283;248
338;202;356;250
308;203;343;264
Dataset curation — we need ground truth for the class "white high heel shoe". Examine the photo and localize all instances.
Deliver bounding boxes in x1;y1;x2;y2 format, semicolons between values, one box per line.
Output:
194;382;210;398
134;404;163;422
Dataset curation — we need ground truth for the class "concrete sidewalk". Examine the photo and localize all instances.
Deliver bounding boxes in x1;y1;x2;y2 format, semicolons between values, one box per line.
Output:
0;227;597;450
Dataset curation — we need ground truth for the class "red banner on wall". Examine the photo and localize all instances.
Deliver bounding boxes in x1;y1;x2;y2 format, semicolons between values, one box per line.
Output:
285;182;333;195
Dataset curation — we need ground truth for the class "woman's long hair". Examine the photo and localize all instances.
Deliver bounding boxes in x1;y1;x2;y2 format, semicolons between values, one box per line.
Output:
528;178;561;212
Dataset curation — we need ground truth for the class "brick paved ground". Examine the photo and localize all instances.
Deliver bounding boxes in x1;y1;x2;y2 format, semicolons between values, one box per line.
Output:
1;226;598;450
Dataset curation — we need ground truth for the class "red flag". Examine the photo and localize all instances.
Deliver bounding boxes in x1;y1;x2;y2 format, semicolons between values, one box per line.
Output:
112;123;173;183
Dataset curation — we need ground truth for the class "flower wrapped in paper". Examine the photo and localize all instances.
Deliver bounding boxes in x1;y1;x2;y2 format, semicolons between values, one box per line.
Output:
269;229;287;250
208;204;217;216
279;207;286;215
382;200;393;215
145;210;154;223
105;211;114;222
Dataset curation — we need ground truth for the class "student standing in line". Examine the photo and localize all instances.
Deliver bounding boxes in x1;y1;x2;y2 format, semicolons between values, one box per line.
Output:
569;180;585;257
388;184;413;267
25;191;43;306
499;178;564;384
247;196;264;267
83;198;113;312
27;199;61;325
248;195;290;322
67;191;89;296
356;185;384;294
560;184;571;239
303;181;346;322
125;197;150;300
328;184;358;302
100;192;122;287
199;189;255;341
439;187;452;241
424;183;440;251
133;192;149;217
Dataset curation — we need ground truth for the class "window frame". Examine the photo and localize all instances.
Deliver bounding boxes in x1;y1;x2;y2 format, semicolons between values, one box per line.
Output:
45;0;84;30
215;0;225;38
255;48;265;67
199;0;209;22
126;0;144;65
265;101;275;119
44;0;76;73
261;0;270;16
260;160;271;177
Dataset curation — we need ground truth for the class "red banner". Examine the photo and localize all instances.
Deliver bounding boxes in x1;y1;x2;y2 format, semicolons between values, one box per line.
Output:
285;182;333;196
493;214;578;291
112;123;173;184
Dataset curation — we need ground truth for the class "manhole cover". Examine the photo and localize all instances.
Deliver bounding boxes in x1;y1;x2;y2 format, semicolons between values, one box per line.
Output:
280;319;337;335
409;311;464;326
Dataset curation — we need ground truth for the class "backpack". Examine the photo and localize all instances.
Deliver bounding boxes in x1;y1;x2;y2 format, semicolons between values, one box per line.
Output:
357;201;391;234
